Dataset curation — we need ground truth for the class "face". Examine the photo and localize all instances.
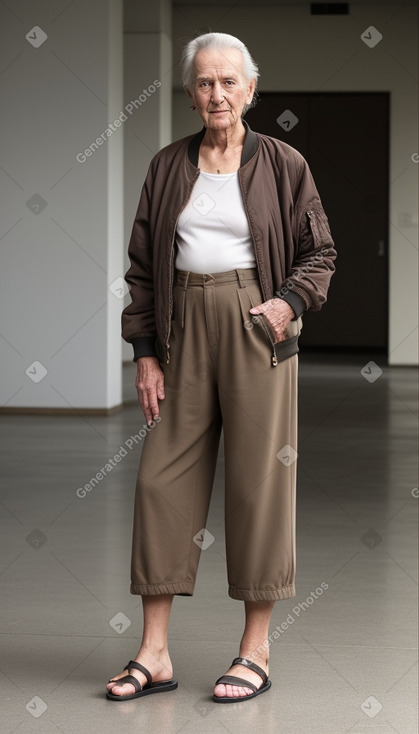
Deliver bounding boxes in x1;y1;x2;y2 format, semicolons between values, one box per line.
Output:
189;47;256;131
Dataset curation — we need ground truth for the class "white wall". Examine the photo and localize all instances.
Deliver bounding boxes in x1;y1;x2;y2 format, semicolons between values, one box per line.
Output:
0;0;124;410
172;3;418;365
107;0;125;405
122;0;172;362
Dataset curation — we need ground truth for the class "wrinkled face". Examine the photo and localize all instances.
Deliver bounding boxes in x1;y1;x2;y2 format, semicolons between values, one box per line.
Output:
189;47;256;131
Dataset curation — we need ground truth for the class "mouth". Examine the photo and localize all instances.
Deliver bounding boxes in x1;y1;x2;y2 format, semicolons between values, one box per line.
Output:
209;110;229;114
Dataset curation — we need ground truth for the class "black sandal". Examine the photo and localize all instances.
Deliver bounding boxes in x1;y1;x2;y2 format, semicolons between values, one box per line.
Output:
213;656;271;703
106;660;178;701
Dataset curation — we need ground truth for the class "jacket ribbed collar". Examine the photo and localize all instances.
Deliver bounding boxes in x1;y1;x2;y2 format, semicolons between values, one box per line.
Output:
187;119;259;168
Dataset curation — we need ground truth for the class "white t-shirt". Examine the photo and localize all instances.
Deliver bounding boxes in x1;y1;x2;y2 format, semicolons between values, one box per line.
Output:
175;170;256;273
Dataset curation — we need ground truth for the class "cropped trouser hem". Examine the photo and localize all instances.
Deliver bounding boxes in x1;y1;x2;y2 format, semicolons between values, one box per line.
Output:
130;581;194;596
228;584;296;602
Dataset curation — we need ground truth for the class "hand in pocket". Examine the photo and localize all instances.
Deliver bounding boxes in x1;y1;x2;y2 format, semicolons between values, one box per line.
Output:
249;298;294;342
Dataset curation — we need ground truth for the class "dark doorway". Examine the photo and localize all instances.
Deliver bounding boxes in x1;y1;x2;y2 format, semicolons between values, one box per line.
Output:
245;93;389;350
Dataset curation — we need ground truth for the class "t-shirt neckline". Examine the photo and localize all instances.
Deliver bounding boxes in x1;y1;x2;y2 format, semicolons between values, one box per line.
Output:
199;170;238;179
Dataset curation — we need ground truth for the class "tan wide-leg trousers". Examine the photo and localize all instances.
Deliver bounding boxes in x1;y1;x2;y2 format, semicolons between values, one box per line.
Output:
130;268;299;602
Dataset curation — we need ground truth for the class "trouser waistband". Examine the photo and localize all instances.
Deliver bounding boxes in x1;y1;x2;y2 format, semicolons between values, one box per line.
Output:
174;267;259;288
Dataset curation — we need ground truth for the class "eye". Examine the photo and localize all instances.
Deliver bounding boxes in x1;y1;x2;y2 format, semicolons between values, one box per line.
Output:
224;80;235;86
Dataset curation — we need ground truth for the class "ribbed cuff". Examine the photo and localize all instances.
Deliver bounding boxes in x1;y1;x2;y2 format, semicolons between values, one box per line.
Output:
276;290;306;319
131;336;158;362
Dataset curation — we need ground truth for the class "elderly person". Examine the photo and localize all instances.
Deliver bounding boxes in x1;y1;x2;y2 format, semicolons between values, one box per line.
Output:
106;32;336;703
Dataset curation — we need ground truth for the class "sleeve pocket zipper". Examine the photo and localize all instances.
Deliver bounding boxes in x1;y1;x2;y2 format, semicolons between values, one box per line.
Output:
307;208;331;248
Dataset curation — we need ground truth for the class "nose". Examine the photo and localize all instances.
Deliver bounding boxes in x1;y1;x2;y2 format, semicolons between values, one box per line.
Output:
211;81;224;105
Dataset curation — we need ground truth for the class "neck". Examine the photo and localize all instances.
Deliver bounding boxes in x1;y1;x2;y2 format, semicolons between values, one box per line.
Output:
202;120;246;152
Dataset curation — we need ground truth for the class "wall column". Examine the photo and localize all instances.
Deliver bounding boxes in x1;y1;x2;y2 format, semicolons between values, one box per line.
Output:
122;0;172;361
0;0;124;411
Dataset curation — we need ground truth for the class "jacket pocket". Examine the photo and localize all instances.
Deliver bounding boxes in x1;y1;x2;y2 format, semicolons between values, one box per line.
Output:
237;283;302;367
306;207;332;249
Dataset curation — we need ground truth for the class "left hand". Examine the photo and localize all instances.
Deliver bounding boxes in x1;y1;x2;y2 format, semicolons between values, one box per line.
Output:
249;298;295;343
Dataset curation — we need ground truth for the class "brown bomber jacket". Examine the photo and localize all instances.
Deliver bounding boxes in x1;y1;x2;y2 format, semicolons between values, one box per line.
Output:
121;120;337;364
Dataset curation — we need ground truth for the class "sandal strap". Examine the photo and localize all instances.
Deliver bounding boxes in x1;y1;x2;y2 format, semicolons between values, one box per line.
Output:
110;673;142;693
231;657;268;685
214;674;257;693
124;660;152;686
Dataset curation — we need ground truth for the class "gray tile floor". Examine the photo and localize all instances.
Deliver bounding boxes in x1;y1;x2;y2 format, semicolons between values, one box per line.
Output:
1;353;417;733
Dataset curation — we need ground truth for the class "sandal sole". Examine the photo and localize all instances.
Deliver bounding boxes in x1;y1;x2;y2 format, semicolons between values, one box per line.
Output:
106;679;178;701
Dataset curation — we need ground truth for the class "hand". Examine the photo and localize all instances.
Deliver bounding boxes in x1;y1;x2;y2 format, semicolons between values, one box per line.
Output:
249;298;294;343
135;357;165;425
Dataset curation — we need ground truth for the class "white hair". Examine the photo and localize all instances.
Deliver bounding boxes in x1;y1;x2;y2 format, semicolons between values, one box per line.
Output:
181;32;259;113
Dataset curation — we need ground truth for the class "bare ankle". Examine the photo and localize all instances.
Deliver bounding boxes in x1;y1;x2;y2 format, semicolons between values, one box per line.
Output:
140;643;169;659
239;650;269;669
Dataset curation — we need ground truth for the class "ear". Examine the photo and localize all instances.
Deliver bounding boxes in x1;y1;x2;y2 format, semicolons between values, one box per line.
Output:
185;87;197;110
246;78;256;105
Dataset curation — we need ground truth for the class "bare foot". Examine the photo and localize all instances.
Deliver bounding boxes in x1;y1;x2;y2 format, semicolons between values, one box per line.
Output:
107;647;173;697
213;657;269;700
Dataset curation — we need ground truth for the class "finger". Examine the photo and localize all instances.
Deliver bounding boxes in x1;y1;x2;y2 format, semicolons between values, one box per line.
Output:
250;298;277;315
142;394;155;425
156;375;165;400
143;402;154;426
138;389;152;424
136;381;151;421
146;388;161;425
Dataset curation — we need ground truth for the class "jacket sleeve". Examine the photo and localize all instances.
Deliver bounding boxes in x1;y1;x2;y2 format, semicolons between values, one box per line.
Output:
121;163;158;361
279;157;337;315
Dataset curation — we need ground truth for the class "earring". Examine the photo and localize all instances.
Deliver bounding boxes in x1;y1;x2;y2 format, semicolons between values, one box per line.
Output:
190;105;196;111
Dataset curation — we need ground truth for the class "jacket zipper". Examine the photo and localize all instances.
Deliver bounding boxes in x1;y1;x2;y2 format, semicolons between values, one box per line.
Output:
238;172;267;301
165;171;200;363
238;171;278;367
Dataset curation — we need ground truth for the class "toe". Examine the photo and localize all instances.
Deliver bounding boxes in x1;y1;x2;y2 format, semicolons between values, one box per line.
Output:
106;670;137;696
213;682;254;699
107;681;136;696
213;683;226;698
229;684;254;698
106;670;128;690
